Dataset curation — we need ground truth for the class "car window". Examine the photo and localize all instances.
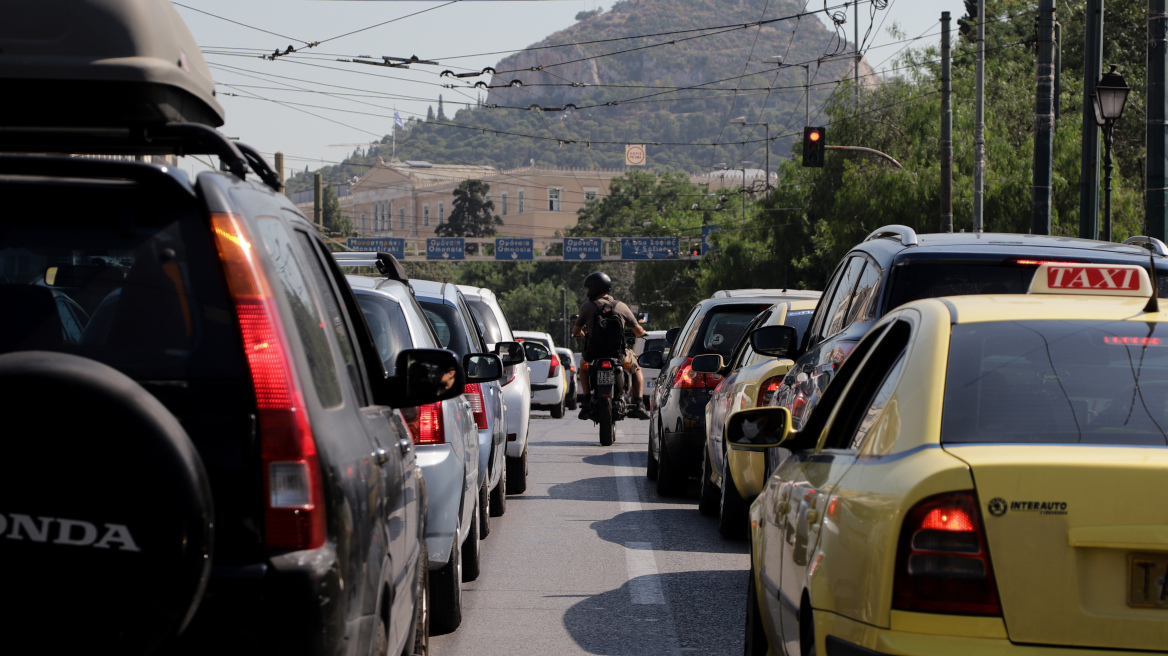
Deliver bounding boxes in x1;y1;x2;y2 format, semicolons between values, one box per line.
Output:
456;293;486;352
642;339;667;355
887;262;1057;310
295;231;365;403
820;257;866;339
845;260;882;325
420;300;473;358
673;304;703;356
686;305;770;359
943;320;1168;446
467;299;505;344
820;320;911;451
783;309;815;352
356;295;412;375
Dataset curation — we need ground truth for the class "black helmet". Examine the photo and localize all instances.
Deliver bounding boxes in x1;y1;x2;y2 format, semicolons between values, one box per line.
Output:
584;271;612;299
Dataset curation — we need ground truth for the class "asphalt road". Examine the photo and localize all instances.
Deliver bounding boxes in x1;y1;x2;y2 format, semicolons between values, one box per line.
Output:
431;410;750;656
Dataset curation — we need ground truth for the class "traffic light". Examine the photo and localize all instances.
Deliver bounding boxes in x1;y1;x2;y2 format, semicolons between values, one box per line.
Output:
802;126;826;167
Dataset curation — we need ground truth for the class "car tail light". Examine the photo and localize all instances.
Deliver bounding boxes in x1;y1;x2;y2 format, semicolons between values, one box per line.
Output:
757;375;783;407
1005;257;1087;267
465;383;488;430
672;357;722;390
548;353;560;378
893;492;1001;616
210;212;326;552
403;402;444;445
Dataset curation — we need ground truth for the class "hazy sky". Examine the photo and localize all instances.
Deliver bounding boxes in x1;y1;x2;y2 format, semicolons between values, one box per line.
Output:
177;0;967;179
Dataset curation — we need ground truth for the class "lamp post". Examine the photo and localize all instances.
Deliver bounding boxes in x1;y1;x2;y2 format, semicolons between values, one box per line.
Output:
730;117;770;189
1092;65;1131;242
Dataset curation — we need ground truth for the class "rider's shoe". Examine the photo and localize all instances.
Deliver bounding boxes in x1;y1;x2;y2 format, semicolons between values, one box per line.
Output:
631;400;650;420
577;404;592;421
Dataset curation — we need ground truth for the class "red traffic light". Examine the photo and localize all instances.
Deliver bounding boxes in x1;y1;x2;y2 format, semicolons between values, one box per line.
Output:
809;131;821;142
802;126;826;167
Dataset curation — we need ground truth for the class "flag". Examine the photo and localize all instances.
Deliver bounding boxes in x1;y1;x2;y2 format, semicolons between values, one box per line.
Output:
393;110;404;128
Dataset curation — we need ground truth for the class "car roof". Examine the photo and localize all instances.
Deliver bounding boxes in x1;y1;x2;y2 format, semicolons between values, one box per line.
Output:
514;330;552;341
711;289;822;299
409;278;455;302
914;294;1167;325
456;284;496;303
858;231;1166;265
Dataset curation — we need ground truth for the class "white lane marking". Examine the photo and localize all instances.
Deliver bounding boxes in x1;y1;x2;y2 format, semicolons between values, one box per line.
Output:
624;541;666;604
613;449;640;513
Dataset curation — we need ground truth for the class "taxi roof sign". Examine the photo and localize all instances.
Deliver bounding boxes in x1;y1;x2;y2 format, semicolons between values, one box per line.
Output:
1028;263;1153;297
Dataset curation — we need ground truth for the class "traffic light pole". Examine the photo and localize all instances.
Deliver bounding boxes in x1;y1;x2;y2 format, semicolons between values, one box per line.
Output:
1079;0;1105;239
1032;0;1057;236
1148;0;1168;240
940;12;953;233
824;145;904;170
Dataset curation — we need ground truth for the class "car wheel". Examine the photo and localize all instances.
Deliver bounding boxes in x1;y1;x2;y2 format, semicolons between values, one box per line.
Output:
489;461;507;517
801;602;817;656
550;395;565;419
478;480;491;539
655;439;687;497
408;542;430;656
566;387;578;410
429;529;462;635
375;617;388;656
507;446;528;494
646;427;659;480
718;455;750;540
462;500;481;582
744;559;769;656
697;445;719;516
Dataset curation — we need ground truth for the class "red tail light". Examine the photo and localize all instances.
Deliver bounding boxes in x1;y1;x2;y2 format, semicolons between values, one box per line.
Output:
464;383;488;430
600;360;613;369
403;402;444;445
672;357;723;389
548;353;560;378
757;375;783;407
1006;257;1087;267
211;212;326;552
893;492;1001;616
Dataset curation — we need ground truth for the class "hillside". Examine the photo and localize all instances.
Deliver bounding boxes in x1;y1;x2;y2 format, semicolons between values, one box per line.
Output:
287;0;873;193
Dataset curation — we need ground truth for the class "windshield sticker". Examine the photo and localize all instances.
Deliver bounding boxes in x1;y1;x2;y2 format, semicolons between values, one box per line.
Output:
787;310;814;317
988;497;1067;517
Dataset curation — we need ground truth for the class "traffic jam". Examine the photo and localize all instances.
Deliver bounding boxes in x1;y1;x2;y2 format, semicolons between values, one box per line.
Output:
2;1;1167;656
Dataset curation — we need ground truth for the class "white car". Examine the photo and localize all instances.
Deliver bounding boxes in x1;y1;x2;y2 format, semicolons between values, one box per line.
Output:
514;331;567;418
457;285;532;494
633;330;668;410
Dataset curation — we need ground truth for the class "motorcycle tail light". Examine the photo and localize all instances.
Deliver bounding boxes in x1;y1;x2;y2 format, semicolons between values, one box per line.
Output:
600;360;613;369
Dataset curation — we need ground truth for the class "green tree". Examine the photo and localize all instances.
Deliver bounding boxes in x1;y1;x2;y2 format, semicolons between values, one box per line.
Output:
322;185;356;237
438;179;503;237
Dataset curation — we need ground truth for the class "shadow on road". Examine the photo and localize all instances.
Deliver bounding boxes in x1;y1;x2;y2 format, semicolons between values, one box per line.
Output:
536;476;695;505
590;508;750;554
562;569;748;655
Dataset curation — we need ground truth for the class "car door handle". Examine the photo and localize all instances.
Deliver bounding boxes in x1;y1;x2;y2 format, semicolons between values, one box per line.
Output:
374;448;389;465
397;438;412;455
806;509;820;524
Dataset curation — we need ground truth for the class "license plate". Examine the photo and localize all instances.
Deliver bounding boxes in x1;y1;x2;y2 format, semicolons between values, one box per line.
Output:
597;371;614;385
1128;553;1168;608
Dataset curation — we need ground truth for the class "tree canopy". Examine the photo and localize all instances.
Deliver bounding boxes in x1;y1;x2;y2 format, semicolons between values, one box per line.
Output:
436;179;504;237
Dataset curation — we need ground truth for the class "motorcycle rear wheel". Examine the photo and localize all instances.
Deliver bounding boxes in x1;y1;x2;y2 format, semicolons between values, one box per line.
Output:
598;399;614;446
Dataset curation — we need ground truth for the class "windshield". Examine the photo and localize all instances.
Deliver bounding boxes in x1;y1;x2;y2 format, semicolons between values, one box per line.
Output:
943;320;1168;446
783;309;815;348
688;306;769;358
642;339;667;355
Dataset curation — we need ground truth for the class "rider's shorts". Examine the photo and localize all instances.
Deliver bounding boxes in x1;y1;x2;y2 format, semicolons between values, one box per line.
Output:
623;348;640;373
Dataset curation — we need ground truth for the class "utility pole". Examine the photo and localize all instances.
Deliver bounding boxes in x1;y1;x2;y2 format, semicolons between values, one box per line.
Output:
940;12;953;233
973;0;986;233
1032;0;1057;235
1079;0;1105;239
854;0;861;110
561;287;568;347
274;151;285;190
314;171;323;226
1148;0;1168;240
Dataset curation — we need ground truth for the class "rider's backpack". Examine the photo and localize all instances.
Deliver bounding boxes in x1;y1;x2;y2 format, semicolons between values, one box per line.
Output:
590;298;626;357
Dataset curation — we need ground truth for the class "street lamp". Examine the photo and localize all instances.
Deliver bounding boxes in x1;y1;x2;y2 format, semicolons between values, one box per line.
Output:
731;117;772;190
1092;64;1131;242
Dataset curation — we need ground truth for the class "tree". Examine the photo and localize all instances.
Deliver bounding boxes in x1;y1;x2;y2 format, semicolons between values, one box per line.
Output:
426;105;434;121
437;95;446;120
437;179;503;237
322;185;356;238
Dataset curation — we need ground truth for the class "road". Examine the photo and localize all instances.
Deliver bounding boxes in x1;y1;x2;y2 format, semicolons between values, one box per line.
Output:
431;411;749;656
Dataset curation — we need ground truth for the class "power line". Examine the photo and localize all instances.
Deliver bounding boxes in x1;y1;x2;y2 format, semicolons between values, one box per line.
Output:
172;2;310;44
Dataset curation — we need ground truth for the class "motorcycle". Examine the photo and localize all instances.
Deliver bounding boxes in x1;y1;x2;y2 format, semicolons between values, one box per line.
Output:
583;356;632;446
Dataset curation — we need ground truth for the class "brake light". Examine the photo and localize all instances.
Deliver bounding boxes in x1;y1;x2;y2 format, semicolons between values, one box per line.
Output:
548;353;560;378
403;402;444;445
1006;257;1085;267
893;492;1000;616
600;360;613;369
672;358;722;389
211;213;326;551
465;383;488;430
757;375;783;407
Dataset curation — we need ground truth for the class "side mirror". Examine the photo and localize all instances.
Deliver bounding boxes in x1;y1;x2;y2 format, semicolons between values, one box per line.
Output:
726;407;793;451
494;341;525;366
637;350;664;370
464;353;503;383
394;348;465;406
665;326;681;346
691;353;723;374
524;342;550;362
750;325;798;358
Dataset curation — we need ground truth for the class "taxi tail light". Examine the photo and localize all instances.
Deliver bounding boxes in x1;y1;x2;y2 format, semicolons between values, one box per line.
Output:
548;353;560;378
464;383;488;429
893;492;1001;616
210;212;326;552
672;357;723;390
403;402;444;445
758;376;784;406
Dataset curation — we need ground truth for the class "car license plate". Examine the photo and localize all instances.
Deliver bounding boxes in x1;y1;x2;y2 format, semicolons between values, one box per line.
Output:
1128;553;1168;608
597;370;614;385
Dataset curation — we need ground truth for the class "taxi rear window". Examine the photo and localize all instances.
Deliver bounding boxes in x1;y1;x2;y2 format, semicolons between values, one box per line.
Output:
942;321;1168;446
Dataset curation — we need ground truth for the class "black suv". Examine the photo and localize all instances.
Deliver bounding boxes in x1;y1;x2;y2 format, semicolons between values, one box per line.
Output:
773;225;1168;430
0;2;501;653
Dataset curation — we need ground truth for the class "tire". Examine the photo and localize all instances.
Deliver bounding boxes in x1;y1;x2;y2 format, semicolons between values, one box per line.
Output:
656;439;687;497
646;429;659;480
801;603;817;656
462;501;481;582
407;542;430;656
698;445;720;516
551;395;565;418
744;556;769;656
718;455;750;540
597;399;614;446
478;480;491;539
566;385;578;410
376;619;388;656
489;461;507;517
430;529;462;635
507;446;528;494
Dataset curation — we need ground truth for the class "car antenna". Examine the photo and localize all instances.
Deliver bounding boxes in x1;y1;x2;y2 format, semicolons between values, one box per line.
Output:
1146;249;1160;313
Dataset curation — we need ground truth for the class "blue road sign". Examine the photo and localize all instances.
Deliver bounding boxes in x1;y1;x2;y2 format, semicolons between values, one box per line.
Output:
563;237;602;261
701;225;721;256
347;237;405;259
426;237;465;261
495;238;534;261
621;237;679;260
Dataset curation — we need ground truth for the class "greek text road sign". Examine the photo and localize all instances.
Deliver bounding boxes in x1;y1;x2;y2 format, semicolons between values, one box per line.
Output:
495;238;534;261
427;237;465;260
621;237;678;260
563;238;602;261
625;144;646;166
347;237;405;259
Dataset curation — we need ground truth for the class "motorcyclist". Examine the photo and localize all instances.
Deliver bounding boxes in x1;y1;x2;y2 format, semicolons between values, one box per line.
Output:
572;271;650;421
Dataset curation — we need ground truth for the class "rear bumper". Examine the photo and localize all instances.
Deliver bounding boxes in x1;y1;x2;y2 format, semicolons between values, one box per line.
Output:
531;383;563;406
659;388;711;472
416;444;465;567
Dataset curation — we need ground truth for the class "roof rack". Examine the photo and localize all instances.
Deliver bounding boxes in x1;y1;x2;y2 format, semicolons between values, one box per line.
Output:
864;225;919;247
235;142;282;192
334;252;410;283
1122;235;1168;257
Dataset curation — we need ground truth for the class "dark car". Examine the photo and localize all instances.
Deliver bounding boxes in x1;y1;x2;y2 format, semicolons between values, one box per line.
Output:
0;2;497;653
640;290;821;497
772;225;1168;431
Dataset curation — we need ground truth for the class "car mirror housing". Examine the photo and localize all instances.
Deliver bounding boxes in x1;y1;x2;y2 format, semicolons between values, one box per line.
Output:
727;407;793;451
494;341;525;366
750;325;798;358
637;350;664;370
665;326;681;346
691;353;724;374
523;342;550;362
392;348;465;407
464;353;503;383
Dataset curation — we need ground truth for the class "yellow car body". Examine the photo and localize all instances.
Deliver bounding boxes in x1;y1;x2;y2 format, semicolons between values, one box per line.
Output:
746;263;1168;656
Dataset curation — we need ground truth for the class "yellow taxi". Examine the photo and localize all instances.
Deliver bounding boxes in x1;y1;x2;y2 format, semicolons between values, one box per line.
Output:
730;263;1168;655
696;300;818;538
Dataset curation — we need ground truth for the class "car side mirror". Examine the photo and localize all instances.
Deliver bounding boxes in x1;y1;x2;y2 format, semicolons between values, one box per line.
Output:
393;348;465;406
464;353;503;383
750;325;798;358
637;350;664;370
691;353;723;374
665;326;681;346
494;341;525;366
726;407;793;451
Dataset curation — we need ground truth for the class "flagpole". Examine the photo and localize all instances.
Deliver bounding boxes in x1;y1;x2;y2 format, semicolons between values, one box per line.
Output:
392;106;396;160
